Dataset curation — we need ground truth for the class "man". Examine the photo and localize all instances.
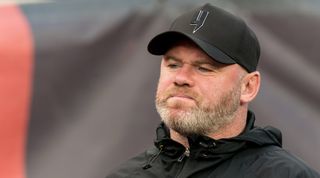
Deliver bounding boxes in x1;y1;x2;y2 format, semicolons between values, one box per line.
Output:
107;3;320;178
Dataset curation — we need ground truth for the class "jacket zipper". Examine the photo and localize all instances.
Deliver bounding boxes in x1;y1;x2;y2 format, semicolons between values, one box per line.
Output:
175;148;190;178
177;147;190;162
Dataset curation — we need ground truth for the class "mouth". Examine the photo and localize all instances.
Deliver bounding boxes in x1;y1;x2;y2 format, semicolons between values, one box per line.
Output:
159;92;198;109
168;94;195;101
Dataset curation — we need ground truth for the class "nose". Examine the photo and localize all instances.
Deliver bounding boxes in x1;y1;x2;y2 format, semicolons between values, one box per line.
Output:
174;66;195;87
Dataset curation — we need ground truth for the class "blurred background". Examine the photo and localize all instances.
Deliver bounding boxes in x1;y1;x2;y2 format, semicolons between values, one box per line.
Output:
0;0;319;178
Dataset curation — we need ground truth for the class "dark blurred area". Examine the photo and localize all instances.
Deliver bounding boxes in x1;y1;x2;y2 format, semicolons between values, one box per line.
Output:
0;0;319;178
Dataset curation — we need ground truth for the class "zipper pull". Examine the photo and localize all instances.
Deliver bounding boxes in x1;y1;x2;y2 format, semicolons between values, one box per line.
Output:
142;145;164;169
177;148;190;162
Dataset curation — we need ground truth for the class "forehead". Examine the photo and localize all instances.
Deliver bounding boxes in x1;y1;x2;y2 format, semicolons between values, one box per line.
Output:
164;40;217;64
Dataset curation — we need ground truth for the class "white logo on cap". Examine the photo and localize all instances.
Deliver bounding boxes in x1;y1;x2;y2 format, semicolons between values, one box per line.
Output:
190;10;209;33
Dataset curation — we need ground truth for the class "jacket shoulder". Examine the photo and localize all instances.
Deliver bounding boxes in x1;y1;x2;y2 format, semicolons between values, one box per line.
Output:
106;147;157;178
238;146;320;178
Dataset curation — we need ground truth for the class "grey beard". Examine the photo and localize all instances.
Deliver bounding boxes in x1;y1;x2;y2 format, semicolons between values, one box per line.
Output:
155;86;240;136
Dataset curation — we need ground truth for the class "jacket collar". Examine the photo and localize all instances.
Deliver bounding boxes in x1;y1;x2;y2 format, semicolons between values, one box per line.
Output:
154;111;281;160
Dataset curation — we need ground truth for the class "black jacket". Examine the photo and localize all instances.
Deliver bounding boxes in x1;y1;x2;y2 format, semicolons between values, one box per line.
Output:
107;111;320;178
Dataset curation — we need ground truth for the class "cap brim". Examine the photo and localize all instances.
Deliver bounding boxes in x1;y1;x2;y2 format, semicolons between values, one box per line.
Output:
147;31;235;64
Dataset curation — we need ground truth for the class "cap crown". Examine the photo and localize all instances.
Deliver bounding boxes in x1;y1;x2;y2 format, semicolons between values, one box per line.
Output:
148;3;260;72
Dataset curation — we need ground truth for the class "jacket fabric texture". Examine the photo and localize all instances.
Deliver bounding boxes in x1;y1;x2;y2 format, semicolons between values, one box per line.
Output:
107;111;320;178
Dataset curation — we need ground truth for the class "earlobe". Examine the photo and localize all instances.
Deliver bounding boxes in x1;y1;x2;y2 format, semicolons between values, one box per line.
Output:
240;71;261;104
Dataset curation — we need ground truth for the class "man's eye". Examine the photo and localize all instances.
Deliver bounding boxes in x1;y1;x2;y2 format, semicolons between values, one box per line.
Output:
167;64;179;68
198;66;212;72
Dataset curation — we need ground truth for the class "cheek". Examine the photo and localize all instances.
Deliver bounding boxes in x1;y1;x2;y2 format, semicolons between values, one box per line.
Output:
197;81;220;102
157;74;173;94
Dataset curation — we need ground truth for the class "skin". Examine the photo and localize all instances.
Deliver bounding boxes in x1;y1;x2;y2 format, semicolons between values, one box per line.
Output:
155;40;261;148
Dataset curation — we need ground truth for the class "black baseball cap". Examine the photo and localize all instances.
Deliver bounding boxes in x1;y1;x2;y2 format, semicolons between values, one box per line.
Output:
147;3;260;72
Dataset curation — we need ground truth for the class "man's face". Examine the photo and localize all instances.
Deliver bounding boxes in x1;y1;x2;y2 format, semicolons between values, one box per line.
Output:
155;40;245;136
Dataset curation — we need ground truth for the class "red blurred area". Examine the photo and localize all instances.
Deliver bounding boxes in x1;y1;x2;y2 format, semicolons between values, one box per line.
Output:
0;4;33;178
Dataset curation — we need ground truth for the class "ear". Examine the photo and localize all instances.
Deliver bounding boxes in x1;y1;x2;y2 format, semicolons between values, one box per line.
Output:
240;71;261;104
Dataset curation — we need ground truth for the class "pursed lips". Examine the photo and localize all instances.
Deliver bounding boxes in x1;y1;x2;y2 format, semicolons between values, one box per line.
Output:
169;94;194;100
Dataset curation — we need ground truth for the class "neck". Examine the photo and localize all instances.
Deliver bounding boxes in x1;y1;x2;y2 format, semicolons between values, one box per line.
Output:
207;109;247;139
170;129;190;148
170;108;248;148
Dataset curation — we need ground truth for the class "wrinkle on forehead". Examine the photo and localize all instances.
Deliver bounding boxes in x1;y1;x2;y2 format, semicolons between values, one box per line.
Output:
167;39;249;76
165;39;224;67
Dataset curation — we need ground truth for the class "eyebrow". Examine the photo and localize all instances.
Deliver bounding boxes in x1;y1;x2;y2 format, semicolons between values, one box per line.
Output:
164;54;216;67
193;60;215;66
163;55;181;62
